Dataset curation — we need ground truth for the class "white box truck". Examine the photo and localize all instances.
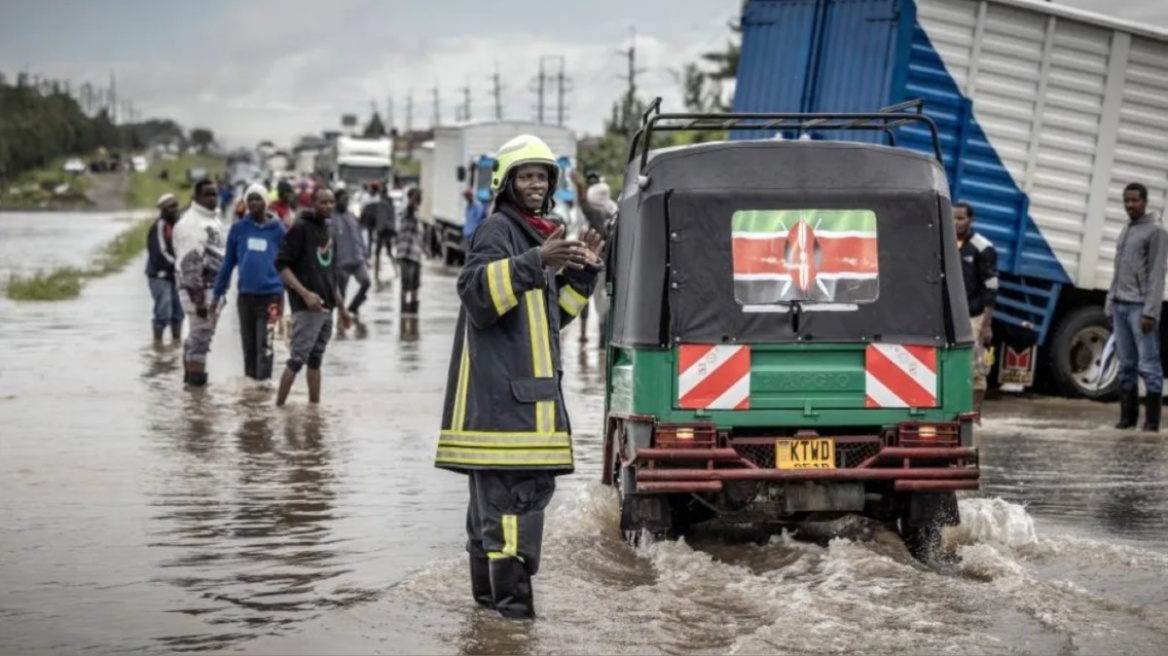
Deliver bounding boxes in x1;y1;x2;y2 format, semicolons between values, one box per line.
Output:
734;0;1168;398
420;121;577;265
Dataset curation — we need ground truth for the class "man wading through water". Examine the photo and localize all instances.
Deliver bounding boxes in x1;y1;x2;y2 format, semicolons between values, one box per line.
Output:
330;187;372;328
435;135;604;619
145;193;184;343
275;187;351;406
396;187;424;336
174;179;226;387
210;183;286;381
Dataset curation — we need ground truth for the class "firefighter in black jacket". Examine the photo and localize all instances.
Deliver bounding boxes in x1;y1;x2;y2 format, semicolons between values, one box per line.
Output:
435;135;605;619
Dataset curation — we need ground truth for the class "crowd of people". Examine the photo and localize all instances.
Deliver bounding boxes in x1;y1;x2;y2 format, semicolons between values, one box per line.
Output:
145;133;622;621
144;174;425;405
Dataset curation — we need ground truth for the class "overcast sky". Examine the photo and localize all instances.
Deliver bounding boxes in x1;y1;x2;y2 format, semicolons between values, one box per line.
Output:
1;0;1165;148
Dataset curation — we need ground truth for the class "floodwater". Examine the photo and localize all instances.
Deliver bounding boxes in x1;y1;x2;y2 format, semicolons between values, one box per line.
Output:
3;212;1168;655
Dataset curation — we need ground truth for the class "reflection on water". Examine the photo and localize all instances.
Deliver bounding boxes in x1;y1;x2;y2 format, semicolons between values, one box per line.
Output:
146;385;379;651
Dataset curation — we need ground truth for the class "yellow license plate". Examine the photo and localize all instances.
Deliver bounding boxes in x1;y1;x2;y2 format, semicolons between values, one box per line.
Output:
776;438;836;469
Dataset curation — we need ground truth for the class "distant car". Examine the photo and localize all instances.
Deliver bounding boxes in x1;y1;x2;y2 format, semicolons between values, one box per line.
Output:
131;156;148;172
186;167;209;183
63;158;86;174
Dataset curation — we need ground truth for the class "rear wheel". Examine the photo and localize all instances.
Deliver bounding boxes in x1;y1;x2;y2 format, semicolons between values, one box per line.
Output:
1048;305;1117;400
899;492;959;565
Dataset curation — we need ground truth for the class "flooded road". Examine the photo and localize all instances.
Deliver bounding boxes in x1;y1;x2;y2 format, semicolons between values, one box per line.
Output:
3;212;1168;655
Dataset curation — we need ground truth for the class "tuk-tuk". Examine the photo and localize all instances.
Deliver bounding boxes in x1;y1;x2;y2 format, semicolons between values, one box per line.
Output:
601;99;980;563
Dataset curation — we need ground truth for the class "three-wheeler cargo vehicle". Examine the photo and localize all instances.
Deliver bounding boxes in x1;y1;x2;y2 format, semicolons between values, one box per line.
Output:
601;99;981;562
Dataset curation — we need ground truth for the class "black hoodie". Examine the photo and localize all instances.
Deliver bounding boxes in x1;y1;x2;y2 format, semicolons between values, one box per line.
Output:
275;210;340;312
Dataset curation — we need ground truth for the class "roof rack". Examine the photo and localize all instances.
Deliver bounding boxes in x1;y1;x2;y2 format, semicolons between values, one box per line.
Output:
626;98;943;174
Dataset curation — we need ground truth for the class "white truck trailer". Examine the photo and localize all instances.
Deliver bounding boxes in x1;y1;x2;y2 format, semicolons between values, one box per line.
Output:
419;121;577;265
317;135;394;188
734;0;1168;399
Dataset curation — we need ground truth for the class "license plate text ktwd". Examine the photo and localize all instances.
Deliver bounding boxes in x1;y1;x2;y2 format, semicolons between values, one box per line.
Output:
776;438;836;469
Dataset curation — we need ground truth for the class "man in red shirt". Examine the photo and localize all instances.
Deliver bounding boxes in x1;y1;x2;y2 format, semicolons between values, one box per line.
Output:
296;182;313;209
269;181;295;229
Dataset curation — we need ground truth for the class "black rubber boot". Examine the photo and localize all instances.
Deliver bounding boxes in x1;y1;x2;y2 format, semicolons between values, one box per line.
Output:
1143;395;1161;432
170;322;183;341
489;558;535;620
470;555;493;608
188;371;209;387
1116;388;1139;429
153;326;165;342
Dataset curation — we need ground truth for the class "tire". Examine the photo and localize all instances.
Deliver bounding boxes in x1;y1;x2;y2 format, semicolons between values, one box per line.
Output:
617;465;675;545
1047;305;1117;401
899;491;959;565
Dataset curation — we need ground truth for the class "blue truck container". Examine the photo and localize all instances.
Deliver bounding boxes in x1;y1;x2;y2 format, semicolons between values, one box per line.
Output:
734;0;1168;398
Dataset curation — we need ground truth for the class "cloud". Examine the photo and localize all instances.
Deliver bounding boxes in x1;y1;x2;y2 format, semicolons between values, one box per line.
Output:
10;24;734;148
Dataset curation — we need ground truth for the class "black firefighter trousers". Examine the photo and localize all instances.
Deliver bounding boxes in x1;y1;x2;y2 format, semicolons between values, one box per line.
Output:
465;470;556;619
237;293;281;380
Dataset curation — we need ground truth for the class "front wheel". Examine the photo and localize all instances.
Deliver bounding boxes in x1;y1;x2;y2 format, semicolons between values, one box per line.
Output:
1047;305;1117;400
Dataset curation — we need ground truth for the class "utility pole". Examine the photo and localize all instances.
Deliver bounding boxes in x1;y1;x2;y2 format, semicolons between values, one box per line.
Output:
431;82;441;127
490;62;504;120
405;91;414;133
534;57;546;124
386;95;395;133
108;70;118;124
617;27;648;137
553;57;570;127
457;78;472;123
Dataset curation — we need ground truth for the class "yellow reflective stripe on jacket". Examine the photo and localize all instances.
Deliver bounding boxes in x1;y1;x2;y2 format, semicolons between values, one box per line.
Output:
438;432;570;448
435;447;574;467
525;289;556;436
452;325;471;431
486;258;519;316
558;284;588;317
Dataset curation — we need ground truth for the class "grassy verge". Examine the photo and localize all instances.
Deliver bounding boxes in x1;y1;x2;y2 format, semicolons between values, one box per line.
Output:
127;154;226;209
5;217;154;301
0;157;92;209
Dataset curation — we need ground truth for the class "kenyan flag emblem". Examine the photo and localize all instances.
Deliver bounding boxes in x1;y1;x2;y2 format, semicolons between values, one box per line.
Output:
731;209;879;307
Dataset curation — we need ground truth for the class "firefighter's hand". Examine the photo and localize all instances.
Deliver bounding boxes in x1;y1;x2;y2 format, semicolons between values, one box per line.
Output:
1141;316;1155;334
538;226;589;270
302;291;324;312
581;228;606;265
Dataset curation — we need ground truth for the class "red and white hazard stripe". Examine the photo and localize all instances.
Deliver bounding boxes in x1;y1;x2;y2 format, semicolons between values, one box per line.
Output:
865;344;938;408
678;344;751;410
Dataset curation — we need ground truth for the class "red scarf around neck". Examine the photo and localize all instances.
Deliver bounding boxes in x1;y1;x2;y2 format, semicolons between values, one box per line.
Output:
522;212;559;237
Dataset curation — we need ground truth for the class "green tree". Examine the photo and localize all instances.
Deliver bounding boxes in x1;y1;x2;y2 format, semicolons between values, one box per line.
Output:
189;128;215;153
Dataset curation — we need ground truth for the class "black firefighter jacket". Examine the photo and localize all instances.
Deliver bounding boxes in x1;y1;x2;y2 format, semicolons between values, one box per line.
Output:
435;206;600;475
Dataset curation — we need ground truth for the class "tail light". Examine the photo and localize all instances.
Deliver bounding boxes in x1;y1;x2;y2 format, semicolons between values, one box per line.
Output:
898;422;959;447
655;422;717;448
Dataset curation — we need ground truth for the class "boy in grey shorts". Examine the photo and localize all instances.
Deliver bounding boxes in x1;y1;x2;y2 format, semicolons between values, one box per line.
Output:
274;188;352;406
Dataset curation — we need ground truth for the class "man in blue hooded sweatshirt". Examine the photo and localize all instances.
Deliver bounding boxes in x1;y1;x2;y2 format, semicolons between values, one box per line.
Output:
211;183;287;381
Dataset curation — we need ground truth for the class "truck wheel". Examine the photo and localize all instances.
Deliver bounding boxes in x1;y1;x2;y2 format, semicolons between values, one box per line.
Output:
617;466;674;545
1048;305;1118;400
899;492;958;565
